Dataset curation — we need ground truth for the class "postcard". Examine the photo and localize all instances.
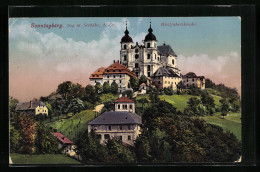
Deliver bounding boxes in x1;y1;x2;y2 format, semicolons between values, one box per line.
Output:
9;17;242;165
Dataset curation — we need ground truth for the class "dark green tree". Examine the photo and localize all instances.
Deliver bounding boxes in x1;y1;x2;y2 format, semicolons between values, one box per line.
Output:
85;85;100;104
67;98;84;115
94;82;102;94
110;81;118;94
102;82;111;93
57;81;73;100
130;77;139;91
139;75;147;84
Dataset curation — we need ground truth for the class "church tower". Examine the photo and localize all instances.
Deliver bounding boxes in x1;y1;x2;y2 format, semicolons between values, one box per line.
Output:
120;21;134;68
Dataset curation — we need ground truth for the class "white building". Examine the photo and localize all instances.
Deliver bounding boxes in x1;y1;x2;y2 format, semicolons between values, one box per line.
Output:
88;96;141;145
182;72;206;90
119;21;181;78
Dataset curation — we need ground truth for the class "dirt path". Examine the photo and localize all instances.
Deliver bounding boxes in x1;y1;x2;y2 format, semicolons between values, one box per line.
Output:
93;104;104;113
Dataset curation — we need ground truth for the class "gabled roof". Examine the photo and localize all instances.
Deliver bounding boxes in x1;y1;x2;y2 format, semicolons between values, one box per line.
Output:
103;62;137;78
152;67;180;78
88;111;141;125
157;44;177;56
53;133;73;144
15;100;46;110
89;67;106;79
114;96;134;103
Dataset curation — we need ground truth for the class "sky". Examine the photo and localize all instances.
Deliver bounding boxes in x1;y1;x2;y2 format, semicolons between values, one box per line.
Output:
9;17;241;102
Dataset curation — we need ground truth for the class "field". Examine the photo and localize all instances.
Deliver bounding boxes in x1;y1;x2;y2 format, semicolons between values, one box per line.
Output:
10;153;81;164
136;93;222;112
200;112;241;141
45;110;96;142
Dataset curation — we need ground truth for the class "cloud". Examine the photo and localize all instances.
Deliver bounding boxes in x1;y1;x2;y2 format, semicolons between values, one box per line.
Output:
178;52;241;93
9;19;146;101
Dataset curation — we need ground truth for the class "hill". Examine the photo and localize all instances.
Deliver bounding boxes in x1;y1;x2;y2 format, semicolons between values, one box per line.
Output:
45;110;96;142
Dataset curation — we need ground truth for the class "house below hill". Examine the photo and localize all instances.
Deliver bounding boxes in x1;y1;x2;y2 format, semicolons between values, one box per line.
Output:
15;100;48;116
88;96;141;145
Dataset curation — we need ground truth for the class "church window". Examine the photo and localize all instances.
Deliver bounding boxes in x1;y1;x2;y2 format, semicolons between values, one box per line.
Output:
147;54;150;59
187;79;188;82
135;63;139;68
148;72;150;77
107;76;109;78
147;43;150;48
136;72;138;76
135;54;139;59
128;136;131;140
120;75;121;78
124;45;127;49
147;65;150;71
158;57;159;61
120;80;121;83
155;54;156;59
124;55;126;60
135;49;139;53
172;59;174;64
113;75;115;78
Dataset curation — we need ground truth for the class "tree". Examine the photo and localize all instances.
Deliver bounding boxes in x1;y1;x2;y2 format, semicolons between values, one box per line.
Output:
122;90;133;99
201;91;215;115
130;77;139;91
221;111;228;119
134;134;152;162
102;82;111;93
139;75;147;84
105;138;135;163
57;81;73;100
111;81;118;94
184;97;206;116
70;83;85;99
67;98;84;115
35;124;60;153
10;125;21;153
85;85;100;104
18;112;36;154
149;88;160;105
94;82;102;94
220;98;230;112
75;130;107;163
177;81;185;94
164;87;174;95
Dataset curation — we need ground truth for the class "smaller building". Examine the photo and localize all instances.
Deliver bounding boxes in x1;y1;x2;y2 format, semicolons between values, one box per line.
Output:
88;96;141;145
89;67;106;85
139;83;147;95
182;72;205;89
53;132;74;154
151;67;182;90
15;100;48;116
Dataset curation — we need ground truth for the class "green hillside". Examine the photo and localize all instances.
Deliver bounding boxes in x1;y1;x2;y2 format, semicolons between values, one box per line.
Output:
45;110;96;142
200;112;241;141
10;153;81;164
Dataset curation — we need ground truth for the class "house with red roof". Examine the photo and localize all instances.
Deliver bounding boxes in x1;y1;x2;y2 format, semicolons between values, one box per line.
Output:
102;60;137;93
53;132;73;151
89;67;106;85
114;95;135;113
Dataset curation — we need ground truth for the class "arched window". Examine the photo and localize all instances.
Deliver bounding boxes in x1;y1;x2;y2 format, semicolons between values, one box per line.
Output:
147;54;150;59
135;54;139;59
124;55;126;60
147;43;150;48
124;44;127;49
172;59;174;65
135;49;139;53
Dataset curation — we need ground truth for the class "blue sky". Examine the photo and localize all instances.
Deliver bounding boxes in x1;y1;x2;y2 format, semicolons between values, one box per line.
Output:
9;17;241;101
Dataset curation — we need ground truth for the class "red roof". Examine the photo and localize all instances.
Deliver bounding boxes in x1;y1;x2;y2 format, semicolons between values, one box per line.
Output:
89;67;106;79
114;96;134;103
103;62;137;78
53;133;73;144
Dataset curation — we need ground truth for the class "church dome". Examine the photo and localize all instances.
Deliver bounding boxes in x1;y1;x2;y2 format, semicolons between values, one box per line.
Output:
121;29;133;43
144;22;157;41
121;23;133;43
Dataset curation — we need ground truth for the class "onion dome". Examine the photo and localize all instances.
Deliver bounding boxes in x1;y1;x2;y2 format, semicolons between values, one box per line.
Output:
121;21;133;43
144;21;157;41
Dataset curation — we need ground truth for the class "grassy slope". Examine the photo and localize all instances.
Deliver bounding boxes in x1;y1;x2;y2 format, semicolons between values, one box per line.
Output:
45;110;96;142
200;112;241;141
135;93;241;141
100;93;119;103
10;153;81;164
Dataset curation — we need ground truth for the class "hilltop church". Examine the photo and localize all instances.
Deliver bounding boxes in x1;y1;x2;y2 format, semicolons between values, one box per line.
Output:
90;21;205;91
